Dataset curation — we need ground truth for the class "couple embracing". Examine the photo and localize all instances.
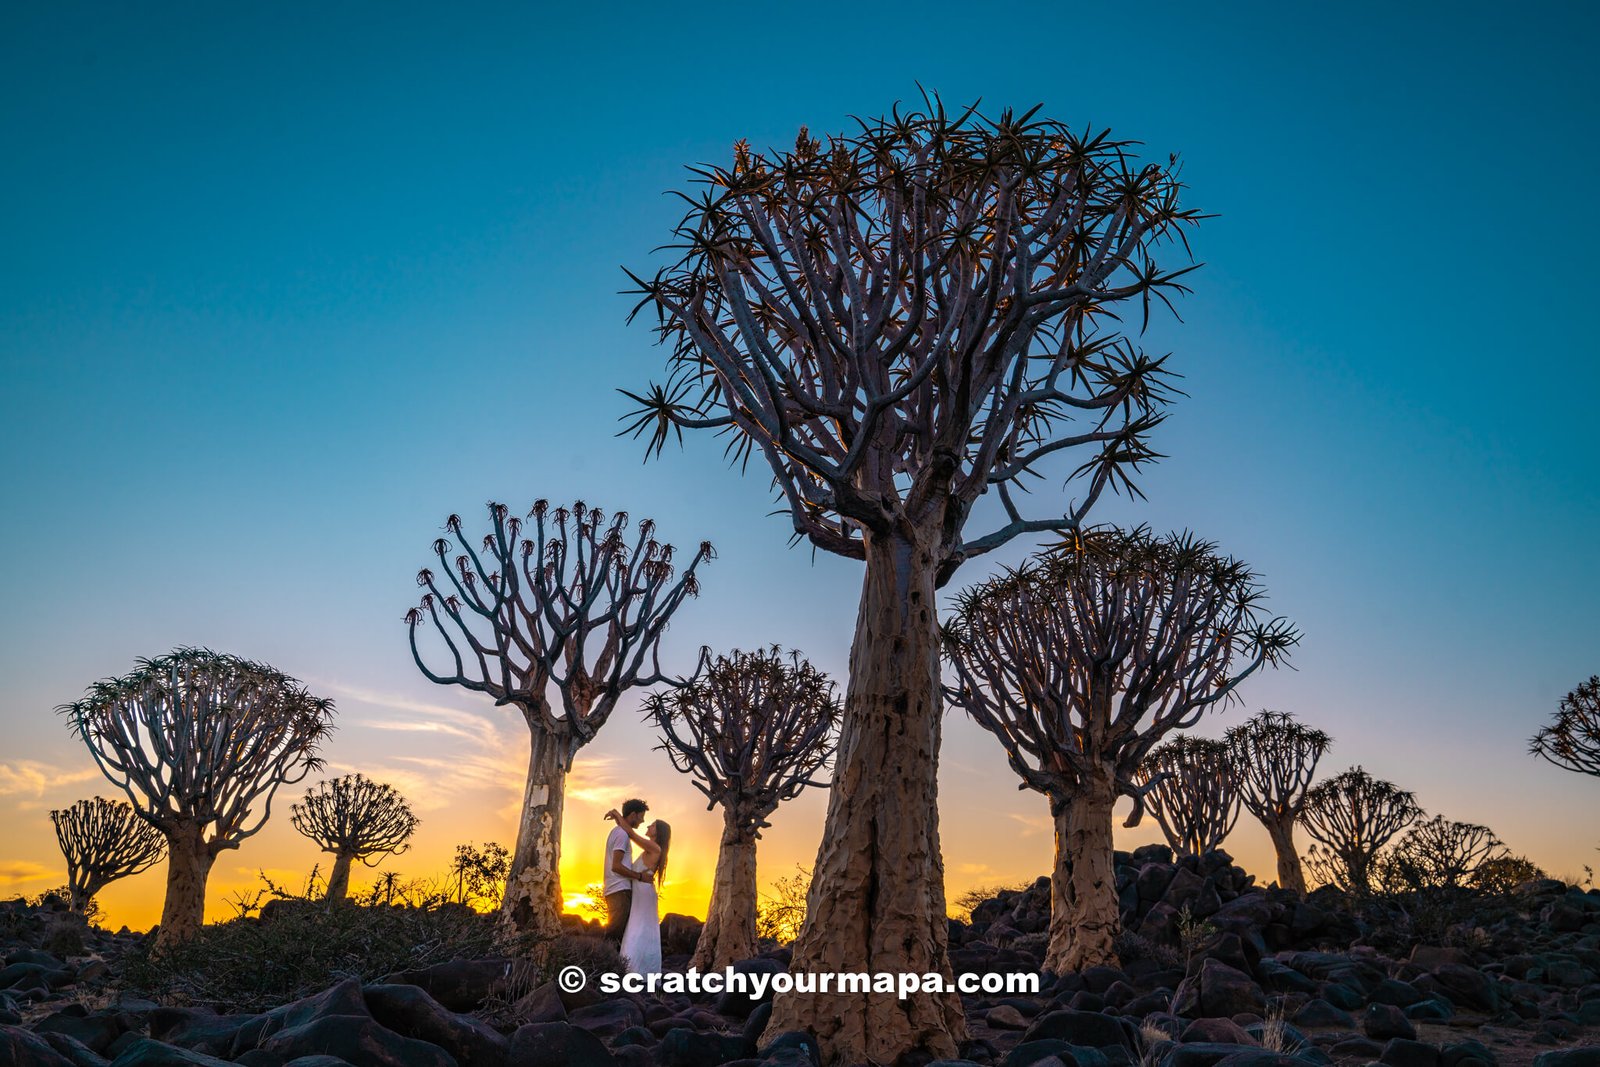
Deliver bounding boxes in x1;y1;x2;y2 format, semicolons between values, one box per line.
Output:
602;798;672;973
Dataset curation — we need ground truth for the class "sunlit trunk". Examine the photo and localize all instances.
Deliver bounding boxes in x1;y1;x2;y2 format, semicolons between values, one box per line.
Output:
692;805;760;970
156;822;214;948
1265;815;1307;895
325;851;354;902
765;531;964;1065
500;727;569;940
1045;771;1120;973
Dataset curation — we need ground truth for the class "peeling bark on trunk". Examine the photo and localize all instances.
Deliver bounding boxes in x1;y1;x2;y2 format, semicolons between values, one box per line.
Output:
692;806;760;970
325;852;354;903
1045;775;1120;974
764;532;964;1065
1265;815;1306;896
68;883;96;915
156;823;214;949
501;727;569;940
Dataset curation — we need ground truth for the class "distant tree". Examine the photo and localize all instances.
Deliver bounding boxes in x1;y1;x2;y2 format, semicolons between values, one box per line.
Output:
291;774;419;903
1530;676;1600;777
448;841;511;911
625;99;1202;1064
407;500;711;940
1300;766;1421;894
1225;710;1332;895
59;648;334;947
50;797;166;915
756;865;812;945
943;528;1296;972
1133;736;1242;857
648;646;840;969
1380;815;1504;892
1471;853;1545;895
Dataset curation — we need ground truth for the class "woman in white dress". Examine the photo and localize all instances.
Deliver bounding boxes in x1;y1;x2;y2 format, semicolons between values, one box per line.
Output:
605;809;671;974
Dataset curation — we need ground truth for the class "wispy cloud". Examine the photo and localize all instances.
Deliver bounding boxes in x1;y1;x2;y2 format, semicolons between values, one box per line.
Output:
956;861;993;875
0;860;55;887
1006;811;1052;837
0;760;99;800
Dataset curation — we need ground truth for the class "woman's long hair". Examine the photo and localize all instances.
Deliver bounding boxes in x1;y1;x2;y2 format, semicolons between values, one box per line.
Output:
652;820;672;886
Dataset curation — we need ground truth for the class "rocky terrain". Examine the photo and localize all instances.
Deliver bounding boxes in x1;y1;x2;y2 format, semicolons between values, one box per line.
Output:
6;847;1600;1067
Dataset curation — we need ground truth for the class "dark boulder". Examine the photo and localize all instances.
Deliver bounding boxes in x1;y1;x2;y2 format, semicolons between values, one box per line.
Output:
1022;1010;1132;1050
380;959;517;1012
1172;960;1267;1018
107;1039;237;1066
507;1021;614;1067
363;983;507;1067
1362;1004;1416;1041
1379;1039;1440;1067
1;1024;80;1067
656;1027;753;1066
257;1015;458;1067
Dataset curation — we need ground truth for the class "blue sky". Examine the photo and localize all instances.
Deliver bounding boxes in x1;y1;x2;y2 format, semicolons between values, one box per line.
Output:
2;2;1597;922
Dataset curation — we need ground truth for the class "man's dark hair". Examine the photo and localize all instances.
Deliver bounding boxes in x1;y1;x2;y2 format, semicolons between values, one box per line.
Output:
622;798;649;818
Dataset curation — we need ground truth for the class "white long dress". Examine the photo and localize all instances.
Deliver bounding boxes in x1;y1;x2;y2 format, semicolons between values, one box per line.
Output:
618;854;662;974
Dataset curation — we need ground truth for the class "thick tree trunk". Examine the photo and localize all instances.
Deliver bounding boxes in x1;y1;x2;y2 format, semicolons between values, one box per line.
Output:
1264;815;1306;895
68;880;96;915
500;726;569;941
764;531;964;1065
325;851;354;903
1045;773;1120;974
156;823;214;949
692;805;760;970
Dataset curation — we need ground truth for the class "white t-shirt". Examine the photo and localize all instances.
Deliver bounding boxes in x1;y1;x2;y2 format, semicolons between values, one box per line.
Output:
603;824;634;896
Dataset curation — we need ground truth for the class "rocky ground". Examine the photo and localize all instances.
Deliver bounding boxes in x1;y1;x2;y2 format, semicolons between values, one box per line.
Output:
6;846;1600;1067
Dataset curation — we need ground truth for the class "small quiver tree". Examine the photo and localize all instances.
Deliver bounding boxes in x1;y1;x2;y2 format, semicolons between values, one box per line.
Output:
1531;676;1600;778
647;646;841;969
1224;710;1332;895
1300;766;1421;894
407;500;711;941
1379;815;1504;893
627;99;1203;1065
50;797;166;915
59;648;334;947
1132;736;1242;857
942;527;1297;974
291;774;419;902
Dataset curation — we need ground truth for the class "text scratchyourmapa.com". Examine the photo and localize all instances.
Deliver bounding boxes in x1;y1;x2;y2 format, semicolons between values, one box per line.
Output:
558;965;1039;1000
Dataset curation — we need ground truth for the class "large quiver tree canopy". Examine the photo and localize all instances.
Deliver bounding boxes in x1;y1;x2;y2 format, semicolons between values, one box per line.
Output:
291;774;419;902
1225;710;1332;894
58;647;334;946
943;527;1297;973
406;499;711;939
1530;676;1600;777
647;645;841;969
1301;766;1421;894
50;796;166;914
1132;736;1242;857
626;97;1203;1065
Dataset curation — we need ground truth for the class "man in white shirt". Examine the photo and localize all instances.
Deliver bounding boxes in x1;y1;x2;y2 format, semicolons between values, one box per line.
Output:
603;798;650;945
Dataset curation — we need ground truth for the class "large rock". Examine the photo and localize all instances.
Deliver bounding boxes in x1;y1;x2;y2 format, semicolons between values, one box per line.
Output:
567;999;644;1040
1363;1004;1416;1041
1429;964;1499;1012
655;1027;753;1066
108;1039;237;1066
0;1024;79;1067
363;983;507;1067
1533;1052;1600;1067
1022;1009;1133;1050
1172;960;1267;1018
380;959;517;1012
506;1022;614;1067
257;1015;458;1067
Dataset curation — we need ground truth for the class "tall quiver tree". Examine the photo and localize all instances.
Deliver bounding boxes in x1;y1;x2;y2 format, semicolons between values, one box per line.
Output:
627;100;1200;1064
292;774;418;902
943;528;1297;973
1225;710;1332;895
407;500;711;941
50;797;166;914
1133;736;1242;857
647;646;841;969
1300;766;1421;893
1531;676;1600;779
59;648;334;947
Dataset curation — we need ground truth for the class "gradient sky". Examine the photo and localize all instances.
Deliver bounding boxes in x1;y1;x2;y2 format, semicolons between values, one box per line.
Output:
2;2;1597;931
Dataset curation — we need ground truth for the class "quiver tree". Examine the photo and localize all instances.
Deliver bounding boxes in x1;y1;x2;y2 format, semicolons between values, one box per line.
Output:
626;98;1202;1064
646;646;841;969
1380;815;1504;892
1530;676;1600;778
1225;710;1332;894
407;500;711;940
1133;736;1242;857
291;774;419;902
58;648;334;946
1300;766;1421;894
49;797;166;914
942;527;1297;974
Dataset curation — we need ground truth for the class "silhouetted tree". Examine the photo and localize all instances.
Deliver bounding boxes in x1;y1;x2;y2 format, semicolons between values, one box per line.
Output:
1225;710;1332;895
50;797;166;914
1301;766;1421;894
59;648;334;946
1382;815;1504;891
647;646;840;969
625;97;1199;1063
407;500;711;939
1134;736;1242;857
1531;676;1600;777
291;774;419;902
943;528;1296;973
